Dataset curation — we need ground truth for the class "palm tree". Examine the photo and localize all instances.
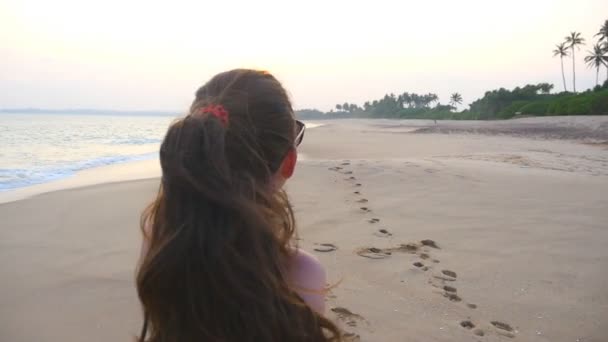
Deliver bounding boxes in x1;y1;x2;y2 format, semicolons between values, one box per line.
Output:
595;19;608;81
397;94;403;108
428;93;439;106
449;93;463;107
538;83;554;94
564;32;586;92
584;44;608;86
553;43;570;92
336;104;342;111
420;94;431;108
402;92;412;108
363;101;371;112
410;93;420;108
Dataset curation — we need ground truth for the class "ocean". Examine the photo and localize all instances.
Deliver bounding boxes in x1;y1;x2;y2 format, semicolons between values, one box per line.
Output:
0;113;174;191
0;113;320;192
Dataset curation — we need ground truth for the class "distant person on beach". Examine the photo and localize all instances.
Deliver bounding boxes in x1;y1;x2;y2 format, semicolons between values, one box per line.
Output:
136;69;342;341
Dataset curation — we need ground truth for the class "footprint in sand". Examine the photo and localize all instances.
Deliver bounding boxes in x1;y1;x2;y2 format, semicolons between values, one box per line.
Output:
373;228;392;238
443;292;462;302
491;321;516;338
346;176;356;180
331;307;366;328
313;243;338;252
341;162;351;166
420;239;440;249
343;171;353;175
359;207;371;213
354;183;362;187
392;243;420;253
427;268;468;303
441;270;457;278
473;329;485;336
467;303;478;309
353;191;361;195
433;274;456;282
355;247;392;259
356;198;369;203
443;285;457;293
413;262;430;271
460;320;475;329
356;242;421;259
368;218;380;223
433;270;457;282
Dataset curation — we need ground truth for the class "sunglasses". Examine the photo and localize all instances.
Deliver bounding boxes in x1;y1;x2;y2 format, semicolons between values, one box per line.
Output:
295;120;306;147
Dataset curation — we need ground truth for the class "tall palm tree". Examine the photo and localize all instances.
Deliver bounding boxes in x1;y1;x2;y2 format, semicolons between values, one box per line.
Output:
553;43;570;92
449;93;463;107
595;19;608;81
564;31;586;92
584;44;608;86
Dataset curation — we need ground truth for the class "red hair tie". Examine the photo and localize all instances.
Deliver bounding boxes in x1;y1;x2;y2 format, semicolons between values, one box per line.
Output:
196;104;229;127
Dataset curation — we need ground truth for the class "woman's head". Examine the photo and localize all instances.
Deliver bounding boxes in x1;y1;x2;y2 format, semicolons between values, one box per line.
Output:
137;69;340;342
164;69;299;192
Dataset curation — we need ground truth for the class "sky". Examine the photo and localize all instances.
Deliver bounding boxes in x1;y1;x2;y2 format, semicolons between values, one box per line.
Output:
1;0;607;112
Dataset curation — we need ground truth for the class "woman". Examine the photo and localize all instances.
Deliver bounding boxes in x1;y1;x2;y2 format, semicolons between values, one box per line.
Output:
136;69;342;341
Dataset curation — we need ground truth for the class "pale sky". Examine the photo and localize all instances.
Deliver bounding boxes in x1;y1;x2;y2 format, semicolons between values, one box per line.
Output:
1;0;607;111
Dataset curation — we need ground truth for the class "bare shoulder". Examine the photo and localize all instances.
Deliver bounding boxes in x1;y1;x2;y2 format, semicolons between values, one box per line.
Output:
290;249;326;283
287;249;327;313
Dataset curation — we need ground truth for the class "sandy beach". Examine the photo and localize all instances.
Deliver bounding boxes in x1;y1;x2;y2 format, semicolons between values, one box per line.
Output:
1;117;607;342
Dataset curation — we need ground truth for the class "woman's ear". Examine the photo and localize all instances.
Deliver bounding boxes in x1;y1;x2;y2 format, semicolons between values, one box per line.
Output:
280;148;298;179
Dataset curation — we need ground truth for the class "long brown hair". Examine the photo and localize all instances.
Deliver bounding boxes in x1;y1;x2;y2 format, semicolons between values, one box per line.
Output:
136;69;342;341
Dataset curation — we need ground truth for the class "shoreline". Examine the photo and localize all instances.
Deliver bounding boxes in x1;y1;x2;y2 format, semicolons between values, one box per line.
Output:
0;121;327;204
2;115;606;205
0;158;161;204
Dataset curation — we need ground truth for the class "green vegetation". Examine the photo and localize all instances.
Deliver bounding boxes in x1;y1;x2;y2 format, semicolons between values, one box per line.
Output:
296;83;608;121
296;19;608;121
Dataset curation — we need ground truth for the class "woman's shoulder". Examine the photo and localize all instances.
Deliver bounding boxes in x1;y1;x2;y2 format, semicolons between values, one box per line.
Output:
290;249;326;282
287;249;327;313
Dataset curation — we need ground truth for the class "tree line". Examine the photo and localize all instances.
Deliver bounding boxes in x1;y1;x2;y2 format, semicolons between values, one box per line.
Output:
332;92;462;117
297;19;608;121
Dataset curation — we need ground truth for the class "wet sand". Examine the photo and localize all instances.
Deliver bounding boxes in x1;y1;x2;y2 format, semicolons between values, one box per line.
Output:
1;117;607;342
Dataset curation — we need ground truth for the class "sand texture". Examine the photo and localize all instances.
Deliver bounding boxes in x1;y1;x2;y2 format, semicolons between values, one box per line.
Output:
1;117;607;342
